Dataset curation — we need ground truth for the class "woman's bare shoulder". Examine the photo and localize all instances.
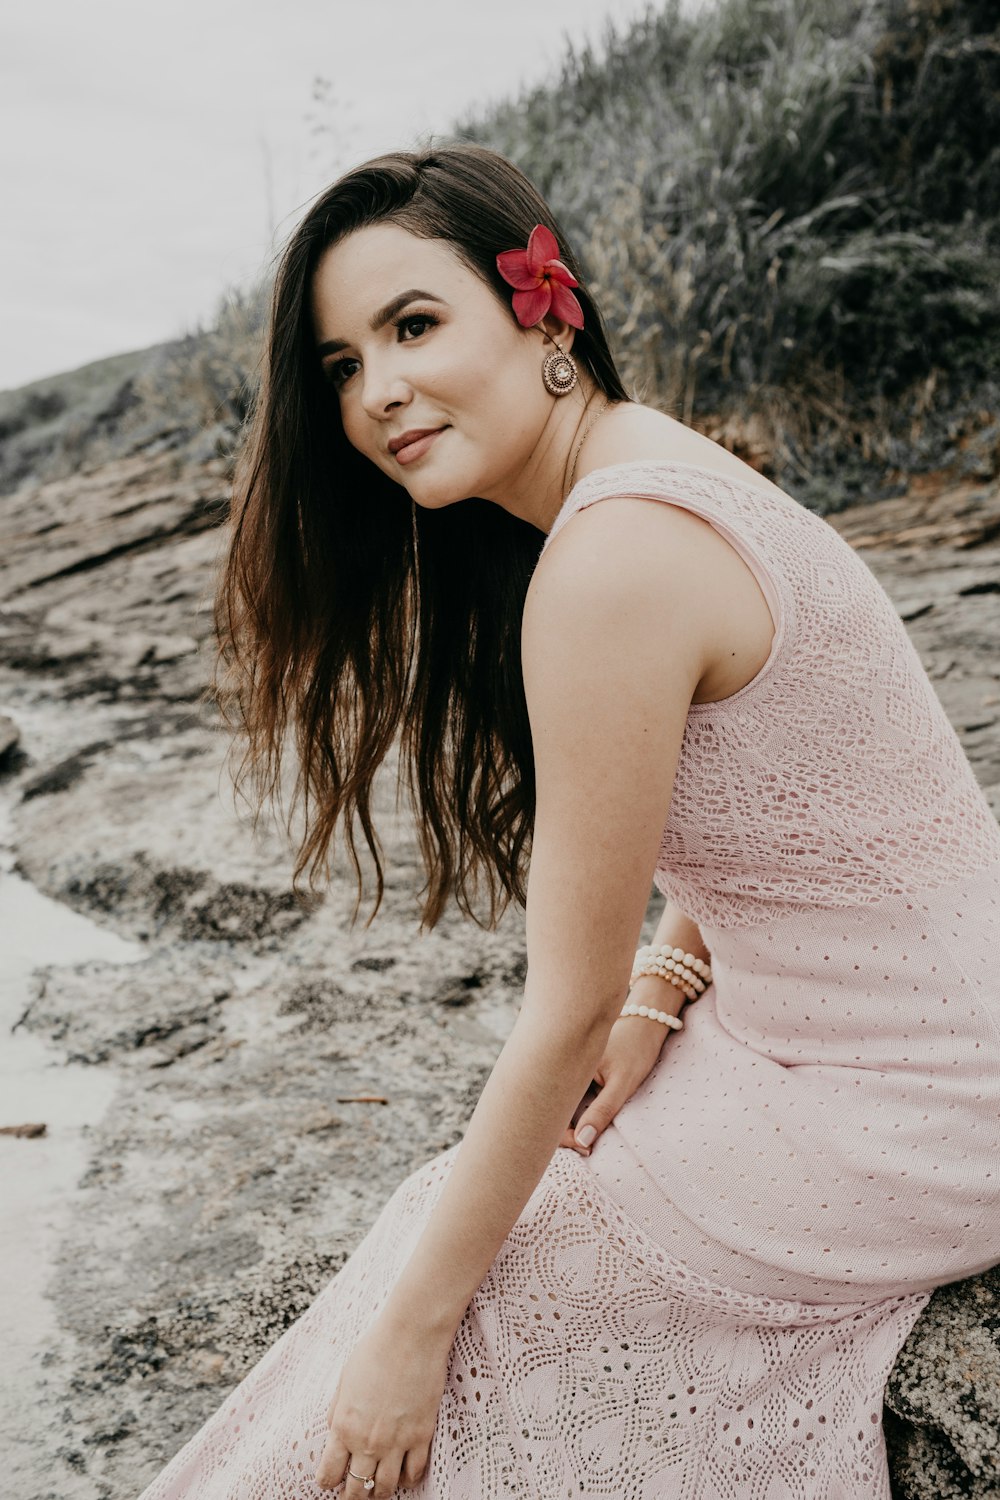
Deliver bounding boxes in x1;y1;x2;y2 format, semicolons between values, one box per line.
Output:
526;489;734;710
579;401;792;505
530;404;780;706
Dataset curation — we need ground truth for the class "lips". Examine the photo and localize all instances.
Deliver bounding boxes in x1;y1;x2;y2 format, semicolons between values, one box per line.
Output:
388;427;445;462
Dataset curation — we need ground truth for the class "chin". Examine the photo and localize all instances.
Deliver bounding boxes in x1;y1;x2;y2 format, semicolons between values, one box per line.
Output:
409;488;473;512
405;466;484;509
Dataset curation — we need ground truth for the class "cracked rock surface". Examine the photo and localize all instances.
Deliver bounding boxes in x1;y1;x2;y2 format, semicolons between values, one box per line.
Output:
0;454;997;1499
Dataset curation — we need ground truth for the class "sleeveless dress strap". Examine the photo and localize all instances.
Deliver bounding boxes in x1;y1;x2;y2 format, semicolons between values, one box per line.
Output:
538;458;797;715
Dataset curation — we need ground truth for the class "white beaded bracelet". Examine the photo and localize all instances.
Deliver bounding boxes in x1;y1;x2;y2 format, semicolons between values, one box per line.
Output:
634;943;712;981
631;944;712;995
631;966;701;1001
619;1002;684;1031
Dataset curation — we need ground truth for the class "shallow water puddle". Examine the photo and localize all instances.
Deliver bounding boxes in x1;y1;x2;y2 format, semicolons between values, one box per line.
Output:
0;796;145;1427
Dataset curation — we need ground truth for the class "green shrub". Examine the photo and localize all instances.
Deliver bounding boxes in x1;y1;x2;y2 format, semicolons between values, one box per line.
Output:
127;280;270;451
457;0;1000;492
17;0;995;500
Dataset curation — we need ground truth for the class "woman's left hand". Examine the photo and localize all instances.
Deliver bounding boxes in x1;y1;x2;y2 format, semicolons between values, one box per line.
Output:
560;995;675;1155
315;1307;453;1496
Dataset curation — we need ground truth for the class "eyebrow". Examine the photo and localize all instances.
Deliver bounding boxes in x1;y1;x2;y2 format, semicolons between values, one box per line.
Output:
316;289;445;359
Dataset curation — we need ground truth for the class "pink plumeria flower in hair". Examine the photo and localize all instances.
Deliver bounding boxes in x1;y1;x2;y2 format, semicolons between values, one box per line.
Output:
496;224;585;330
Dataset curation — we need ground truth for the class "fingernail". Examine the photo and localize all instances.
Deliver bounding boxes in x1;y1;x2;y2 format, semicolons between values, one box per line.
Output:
576;1124;597;1148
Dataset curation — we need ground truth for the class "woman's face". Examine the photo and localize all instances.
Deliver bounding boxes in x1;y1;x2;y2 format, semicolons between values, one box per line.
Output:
310;223;562;509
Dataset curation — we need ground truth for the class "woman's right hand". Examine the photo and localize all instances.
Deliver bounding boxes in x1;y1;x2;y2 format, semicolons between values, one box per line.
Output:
559;979;682;1156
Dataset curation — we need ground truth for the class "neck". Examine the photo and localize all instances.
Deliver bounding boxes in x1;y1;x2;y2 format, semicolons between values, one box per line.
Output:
482;377;609;536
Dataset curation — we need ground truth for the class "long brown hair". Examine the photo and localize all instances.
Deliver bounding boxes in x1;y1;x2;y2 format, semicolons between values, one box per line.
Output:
215;142;628;931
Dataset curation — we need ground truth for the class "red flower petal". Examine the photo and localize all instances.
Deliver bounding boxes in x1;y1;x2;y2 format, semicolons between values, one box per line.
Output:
548;281;585;329
512;283;553;327
496;249;539;291
525;224;560;275
542;258;579;289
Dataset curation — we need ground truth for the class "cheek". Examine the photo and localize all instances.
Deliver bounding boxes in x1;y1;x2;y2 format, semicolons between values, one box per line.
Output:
337;397;373;456
337;402;395;481
457;352;528;424
432;323;523;400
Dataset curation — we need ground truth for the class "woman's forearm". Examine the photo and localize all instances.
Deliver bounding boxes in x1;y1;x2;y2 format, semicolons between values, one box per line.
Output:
626;900;713;1023
378;905;708;1347
651;898;711;965
380;1001;614;1345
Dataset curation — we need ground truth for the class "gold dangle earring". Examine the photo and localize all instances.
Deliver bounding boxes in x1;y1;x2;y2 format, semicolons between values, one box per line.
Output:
541;340;579;397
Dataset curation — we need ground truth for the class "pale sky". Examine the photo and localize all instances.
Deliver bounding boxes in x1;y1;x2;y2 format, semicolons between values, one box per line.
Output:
1;0;661;391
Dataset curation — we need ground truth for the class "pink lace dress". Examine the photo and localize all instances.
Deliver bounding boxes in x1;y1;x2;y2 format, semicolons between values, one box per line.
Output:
137;460;1000;1500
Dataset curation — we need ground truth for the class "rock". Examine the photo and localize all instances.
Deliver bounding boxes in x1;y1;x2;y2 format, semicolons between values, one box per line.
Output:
831;476;1000;553
0;712;19;766
116;633;200;670
895;598;935;623
0;450;229;599
297;1107;345;1135
0;445;996;1500
884;1267;1000;1498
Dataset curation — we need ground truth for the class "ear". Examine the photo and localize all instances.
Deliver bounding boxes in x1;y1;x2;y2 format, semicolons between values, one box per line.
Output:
538;310;577;358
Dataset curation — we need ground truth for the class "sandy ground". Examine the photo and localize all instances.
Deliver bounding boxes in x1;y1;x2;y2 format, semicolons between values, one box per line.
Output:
0;450;998;1499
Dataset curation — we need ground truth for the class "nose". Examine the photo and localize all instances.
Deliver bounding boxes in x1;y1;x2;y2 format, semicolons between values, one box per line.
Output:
360;355;412;422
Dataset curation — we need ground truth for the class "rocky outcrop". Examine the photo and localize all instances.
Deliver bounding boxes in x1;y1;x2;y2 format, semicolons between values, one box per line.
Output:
833;477;1000;1499
0;711;18;765
0;454;997;1499
884;1266;1000;1499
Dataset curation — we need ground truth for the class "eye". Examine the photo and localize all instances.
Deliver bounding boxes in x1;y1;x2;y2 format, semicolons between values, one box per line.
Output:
325;356;359;388
396;312;439;341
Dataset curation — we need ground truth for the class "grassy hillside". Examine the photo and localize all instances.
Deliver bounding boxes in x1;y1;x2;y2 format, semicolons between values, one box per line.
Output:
0;347;153;496
3;0;997;510
457;0;1000;507
0;288;265;498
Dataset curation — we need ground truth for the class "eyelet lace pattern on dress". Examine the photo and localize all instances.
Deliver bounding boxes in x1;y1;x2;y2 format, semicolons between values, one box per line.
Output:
136;1145;931;1500
137;459;999;1500
541;460;1000;930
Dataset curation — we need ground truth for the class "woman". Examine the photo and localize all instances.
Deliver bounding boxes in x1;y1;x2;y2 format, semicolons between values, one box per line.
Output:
137;144;1000;1500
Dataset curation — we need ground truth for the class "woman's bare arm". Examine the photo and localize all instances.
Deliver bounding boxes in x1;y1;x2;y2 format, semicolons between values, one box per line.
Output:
377;497;719;1345
651;898;711;966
